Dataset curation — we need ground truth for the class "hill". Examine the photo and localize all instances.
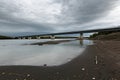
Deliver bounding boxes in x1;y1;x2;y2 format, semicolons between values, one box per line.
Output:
90;31;120;40
0;35;13;39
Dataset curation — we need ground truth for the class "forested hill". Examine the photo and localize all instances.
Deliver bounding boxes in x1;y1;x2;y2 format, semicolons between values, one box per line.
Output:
0;35;13;39
90;31;120;40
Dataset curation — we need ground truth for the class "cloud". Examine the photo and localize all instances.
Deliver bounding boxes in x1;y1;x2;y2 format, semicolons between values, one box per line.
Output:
54;0;117;23
0;0;57;32
0;0;119;35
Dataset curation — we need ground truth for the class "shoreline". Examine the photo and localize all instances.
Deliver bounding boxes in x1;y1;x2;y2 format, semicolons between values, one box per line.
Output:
29;39;75;45
0;40;119;80
20;39;76;46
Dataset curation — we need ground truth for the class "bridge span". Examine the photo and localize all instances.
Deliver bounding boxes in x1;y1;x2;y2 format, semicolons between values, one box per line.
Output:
17;27;120;39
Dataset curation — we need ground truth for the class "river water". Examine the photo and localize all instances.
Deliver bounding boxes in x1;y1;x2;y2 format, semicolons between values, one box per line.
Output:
0;39;93;66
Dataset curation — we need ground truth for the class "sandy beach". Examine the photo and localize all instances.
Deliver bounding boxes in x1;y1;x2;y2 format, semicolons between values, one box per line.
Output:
0;40;119;80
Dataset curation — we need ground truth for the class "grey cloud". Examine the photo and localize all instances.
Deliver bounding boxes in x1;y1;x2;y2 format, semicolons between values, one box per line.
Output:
55;0;118;24
0;0;119;34
0;20;55;32
0;0;55;33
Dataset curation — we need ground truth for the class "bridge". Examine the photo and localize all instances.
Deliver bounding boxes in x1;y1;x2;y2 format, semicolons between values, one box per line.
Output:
16;27;120;39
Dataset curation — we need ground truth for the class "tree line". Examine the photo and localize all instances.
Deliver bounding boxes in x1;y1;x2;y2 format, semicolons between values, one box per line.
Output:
90;31;119;38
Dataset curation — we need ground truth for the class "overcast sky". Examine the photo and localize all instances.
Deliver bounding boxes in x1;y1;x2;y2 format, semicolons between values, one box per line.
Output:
0;0;120;35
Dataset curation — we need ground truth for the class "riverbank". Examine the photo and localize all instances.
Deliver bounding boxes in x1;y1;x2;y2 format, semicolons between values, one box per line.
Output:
0;40;119;80
94;40;120;79
90;32;120;40
0;35;13;39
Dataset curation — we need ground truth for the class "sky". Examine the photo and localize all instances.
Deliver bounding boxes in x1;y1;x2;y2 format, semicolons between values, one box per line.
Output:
0;0;120;36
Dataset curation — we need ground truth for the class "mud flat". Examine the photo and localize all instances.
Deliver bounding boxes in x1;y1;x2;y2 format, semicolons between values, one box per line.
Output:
29;40;74;45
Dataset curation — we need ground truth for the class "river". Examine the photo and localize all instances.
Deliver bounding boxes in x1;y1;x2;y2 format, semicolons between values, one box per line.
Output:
0;39;93;66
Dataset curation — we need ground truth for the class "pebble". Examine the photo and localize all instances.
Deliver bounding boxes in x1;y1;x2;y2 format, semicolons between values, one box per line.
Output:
56;72;59;74
81;68;85;71
92;77;96;80
2;72;5;75
27;74;30;77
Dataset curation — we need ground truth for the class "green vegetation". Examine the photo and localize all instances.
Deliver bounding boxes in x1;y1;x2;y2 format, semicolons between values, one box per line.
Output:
16;36;78;39
90;31;118;38
89;31;120;40
0;35;13;39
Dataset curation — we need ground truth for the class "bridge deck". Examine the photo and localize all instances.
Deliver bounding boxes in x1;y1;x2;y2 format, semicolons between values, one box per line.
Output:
18;27;120;37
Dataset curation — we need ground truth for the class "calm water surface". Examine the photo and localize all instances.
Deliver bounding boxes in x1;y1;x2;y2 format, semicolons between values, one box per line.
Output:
0;39;93;66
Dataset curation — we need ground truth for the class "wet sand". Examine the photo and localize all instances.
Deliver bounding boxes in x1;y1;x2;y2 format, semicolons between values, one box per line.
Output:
28;40;75;45
0;40;120;80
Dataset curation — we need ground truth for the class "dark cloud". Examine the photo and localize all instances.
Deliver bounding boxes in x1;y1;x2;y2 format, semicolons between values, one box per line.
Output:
55;0;117;24
0;0;55;32
0;0;119;35
0;6;54;32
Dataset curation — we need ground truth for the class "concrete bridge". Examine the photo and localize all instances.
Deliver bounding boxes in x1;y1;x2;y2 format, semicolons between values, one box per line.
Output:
17;27;120;39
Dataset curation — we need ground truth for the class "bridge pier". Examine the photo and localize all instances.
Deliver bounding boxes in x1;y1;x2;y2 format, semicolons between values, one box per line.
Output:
28;37;32;39
79;33;83;46
80;33;83;39
37;36;41;39
36;36;41;39
79;39;83;46
22;37;26;39
50;35;55;39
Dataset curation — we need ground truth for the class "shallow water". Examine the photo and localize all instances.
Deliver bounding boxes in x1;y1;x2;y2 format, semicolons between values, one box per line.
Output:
0;39;93;66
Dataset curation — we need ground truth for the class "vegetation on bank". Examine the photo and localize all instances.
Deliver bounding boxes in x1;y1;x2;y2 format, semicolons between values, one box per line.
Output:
0;35;13;39
89;31;120;40
15;36;78;39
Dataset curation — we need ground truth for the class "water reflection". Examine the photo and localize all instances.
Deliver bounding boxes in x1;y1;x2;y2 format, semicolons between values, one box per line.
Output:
79;40;83;46
0;39;93;66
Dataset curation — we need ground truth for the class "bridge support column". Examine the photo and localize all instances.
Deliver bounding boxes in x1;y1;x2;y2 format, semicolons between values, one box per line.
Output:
22;37;26;39
80;33;83;40
28;37;32;39
79;33;83;46
50;35;55;39
36;36;41;39
79;39;83;46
